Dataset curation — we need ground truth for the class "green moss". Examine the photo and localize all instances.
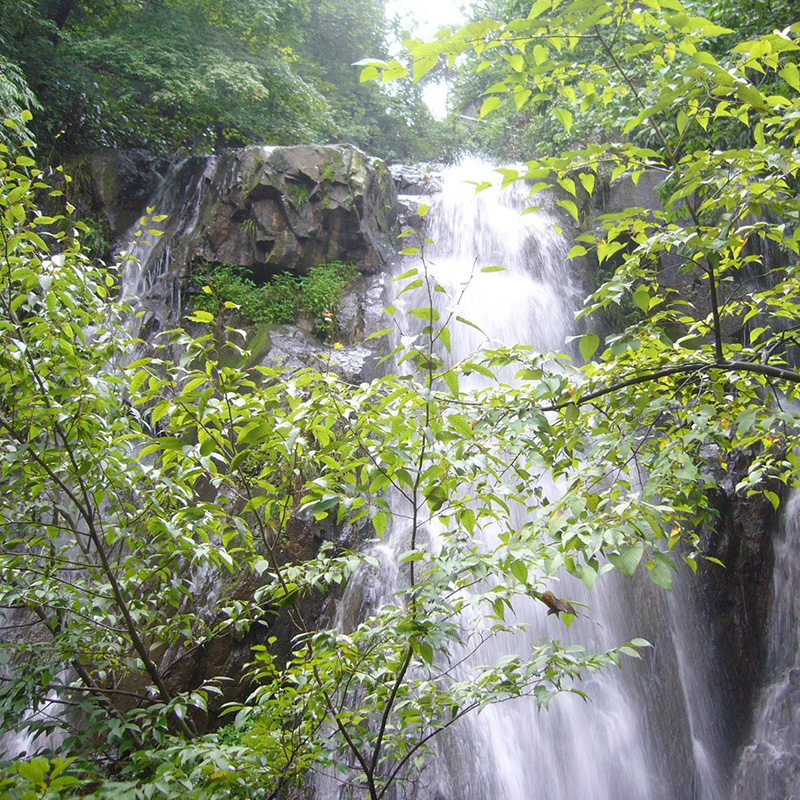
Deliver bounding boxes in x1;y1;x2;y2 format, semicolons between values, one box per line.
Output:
284;179;310;208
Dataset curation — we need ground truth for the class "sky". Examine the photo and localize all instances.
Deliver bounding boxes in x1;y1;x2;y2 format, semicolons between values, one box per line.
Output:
384;0;468;119
386;0;467;40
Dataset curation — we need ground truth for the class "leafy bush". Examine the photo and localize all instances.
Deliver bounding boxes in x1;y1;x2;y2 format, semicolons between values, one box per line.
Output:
300;260;358;339
190;261;357;339
190;264;295;325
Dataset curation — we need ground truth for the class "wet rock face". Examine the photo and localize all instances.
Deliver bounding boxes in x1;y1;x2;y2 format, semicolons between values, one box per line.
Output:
694;451;777;773
390;162;443;231
734;666;800;800
106;144;398;301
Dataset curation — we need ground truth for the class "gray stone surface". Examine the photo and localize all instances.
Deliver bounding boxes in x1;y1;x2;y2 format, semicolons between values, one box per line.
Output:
110;144;398;304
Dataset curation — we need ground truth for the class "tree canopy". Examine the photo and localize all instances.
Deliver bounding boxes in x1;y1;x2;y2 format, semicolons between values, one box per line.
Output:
0;0;446;160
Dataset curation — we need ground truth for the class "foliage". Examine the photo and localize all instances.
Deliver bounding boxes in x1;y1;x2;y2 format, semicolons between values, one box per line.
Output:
0;0;448;161
190;263;297;325
4;1;800;798
440;0;800;161
0;134;647;798
359;0;800;559
189;261;358;338
0;68;38;151
43;1;331;153
299;260;358;338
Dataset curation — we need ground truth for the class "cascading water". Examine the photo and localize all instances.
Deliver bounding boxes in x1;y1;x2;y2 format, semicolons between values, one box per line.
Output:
322;161;732;799
733;490;800;798
119;154;222;306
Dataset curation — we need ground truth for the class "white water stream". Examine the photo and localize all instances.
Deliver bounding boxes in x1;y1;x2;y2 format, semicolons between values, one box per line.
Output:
321;162;730;799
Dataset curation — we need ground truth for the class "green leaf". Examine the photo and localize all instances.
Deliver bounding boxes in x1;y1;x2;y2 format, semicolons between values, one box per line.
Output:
632;288;650;312
443;370;459;397
187;310;215;324
413;639;434;664
736;84;768;110
528;0;551;20
480;96;503;118
608;541;644;577
579;173;595;195
508;54;524;72
648;553;674;591
17;758;49;783
765;490;780;511
393;268;419;282
413;54;438;83
780;63;800;91
579;332;600;362
367;328;394;340
557;198;579;222
238;422;272;445
408;306;440;322
567;245;587;259
553;107;573;133
373;511;388;537
510;560;528;584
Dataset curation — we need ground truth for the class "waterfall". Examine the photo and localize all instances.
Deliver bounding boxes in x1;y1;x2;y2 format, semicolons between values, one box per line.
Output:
733;490;800;798
320;160;732;799
118;153;227;311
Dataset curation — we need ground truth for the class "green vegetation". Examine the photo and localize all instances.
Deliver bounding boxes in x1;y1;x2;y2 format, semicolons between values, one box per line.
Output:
0;145;634;798
1;0;800;798
299;260;358;338
437;0;800;161
189;260;357;338
0;0;448;162
190;264;297;325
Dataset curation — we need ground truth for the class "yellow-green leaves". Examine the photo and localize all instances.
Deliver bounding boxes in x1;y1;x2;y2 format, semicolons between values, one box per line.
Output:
579;333;600;362
507;53;525;73
632;287;651;312
528;0;552;20
360;65;380;83
780;62;800;91
556;198;579;222
187;309;215;324
553;107;573;133
480;96;503;118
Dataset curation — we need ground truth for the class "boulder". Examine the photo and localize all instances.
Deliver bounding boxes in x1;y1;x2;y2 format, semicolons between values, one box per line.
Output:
111;145;398;314
88;149;172;235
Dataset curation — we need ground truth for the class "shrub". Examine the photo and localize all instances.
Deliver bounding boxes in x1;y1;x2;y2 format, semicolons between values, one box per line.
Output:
190;261;358;339
300;260;358;339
